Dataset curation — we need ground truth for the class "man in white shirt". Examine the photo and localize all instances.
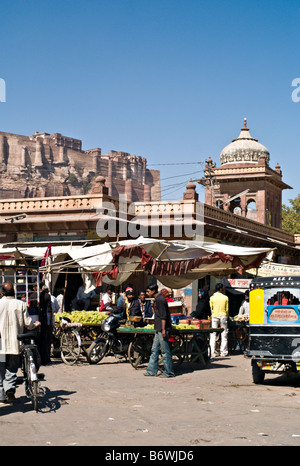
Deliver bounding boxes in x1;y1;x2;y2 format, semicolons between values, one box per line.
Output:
238;290;249;316
56;290;64;312
0;282;40;403
101;285;114;312
51;294;60;325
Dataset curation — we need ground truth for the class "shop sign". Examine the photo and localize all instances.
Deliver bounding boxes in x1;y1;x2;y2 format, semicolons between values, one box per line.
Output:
269;307;299;322
228;279;251;288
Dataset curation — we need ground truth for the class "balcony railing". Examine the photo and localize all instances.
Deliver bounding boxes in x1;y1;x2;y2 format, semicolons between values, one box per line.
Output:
0;194;296;246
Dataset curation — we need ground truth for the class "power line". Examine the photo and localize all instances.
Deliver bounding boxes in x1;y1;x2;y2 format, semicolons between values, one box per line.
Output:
161;180;193;198
160;180;190;192
148;161;205;166
160;169;204;181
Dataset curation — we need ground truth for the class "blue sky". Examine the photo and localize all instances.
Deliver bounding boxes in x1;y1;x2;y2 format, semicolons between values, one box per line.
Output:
1;0;300;204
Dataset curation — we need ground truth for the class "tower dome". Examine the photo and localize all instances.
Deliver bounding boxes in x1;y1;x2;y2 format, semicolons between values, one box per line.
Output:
220;118;270;165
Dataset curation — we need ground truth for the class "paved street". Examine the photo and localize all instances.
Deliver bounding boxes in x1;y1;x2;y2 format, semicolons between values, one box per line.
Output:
1;352;300;447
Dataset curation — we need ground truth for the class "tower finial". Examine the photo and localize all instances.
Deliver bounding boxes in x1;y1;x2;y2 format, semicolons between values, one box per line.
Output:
244;117;247;129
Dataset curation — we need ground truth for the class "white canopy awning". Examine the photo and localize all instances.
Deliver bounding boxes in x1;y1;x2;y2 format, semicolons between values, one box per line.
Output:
0;238;275;288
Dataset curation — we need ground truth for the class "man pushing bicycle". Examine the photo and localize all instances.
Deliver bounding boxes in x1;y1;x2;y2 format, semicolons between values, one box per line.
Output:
0;282;40;403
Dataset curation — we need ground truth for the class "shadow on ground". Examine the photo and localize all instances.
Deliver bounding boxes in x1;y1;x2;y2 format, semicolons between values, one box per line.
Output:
0;385;76;415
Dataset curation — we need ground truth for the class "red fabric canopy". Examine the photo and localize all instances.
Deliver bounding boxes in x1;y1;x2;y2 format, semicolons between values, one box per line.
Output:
93;244;267;286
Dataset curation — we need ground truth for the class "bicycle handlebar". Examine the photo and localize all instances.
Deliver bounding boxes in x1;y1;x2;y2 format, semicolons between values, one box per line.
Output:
17;328;40;341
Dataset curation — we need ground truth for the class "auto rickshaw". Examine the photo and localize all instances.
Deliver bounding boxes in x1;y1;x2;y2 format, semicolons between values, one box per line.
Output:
247;276;300;384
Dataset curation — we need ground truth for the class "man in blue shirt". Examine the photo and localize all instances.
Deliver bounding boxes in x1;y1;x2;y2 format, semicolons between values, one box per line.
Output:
138;290;153;318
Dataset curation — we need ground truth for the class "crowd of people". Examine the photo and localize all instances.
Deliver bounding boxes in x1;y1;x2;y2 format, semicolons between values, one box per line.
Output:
0;280;178;403
0;276;251;403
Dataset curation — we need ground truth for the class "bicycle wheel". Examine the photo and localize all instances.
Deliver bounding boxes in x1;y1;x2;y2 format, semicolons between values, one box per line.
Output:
24;354;39;412
60;329;81;365
86;337;108;364
32;380;39;412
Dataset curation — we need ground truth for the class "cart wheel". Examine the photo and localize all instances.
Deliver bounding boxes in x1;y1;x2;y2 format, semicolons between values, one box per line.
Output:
128;336;151;369
187;335;209;370
60;329;81;365
252;361;265;384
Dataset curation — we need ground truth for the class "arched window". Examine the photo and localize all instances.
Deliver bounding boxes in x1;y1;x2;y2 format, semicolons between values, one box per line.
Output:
229;197;241;214
246;199;257;220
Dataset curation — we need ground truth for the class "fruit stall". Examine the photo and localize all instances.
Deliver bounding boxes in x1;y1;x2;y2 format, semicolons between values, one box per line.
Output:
54;310;108;338
53;310;223;370
118;318;223;371
53;310;109;363
40;237;273;367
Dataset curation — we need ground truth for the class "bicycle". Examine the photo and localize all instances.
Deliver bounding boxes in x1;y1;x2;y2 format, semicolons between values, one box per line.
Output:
52;317;82;365
17;330;44;412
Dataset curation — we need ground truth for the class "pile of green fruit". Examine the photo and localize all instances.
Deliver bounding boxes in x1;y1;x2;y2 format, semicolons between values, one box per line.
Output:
143;323;198;330
172;323;197;330
55;311;108;324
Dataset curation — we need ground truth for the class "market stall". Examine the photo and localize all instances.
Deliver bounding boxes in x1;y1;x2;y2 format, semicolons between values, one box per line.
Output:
118;325;223;370
53;310;109;364
1;238;274;367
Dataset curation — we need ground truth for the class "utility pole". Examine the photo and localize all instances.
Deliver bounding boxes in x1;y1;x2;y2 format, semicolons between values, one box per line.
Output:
204;158;217;207
193;158;217;207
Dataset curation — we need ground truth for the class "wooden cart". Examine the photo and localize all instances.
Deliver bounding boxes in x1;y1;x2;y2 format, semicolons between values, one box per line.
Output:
118;326;223;371
52;321;104;364
228;321;249;353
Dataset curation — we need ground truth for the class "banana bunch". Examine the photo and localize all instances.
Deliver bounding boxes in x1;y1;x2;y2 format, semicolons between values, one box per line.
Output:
55;311;108;324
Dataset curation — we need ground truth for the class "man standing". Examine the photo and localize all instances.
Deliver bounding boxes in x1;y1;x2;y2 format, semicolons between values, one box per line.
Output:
0;282;41;403
39;285;53;365
144;284;175;378
209;283;229;358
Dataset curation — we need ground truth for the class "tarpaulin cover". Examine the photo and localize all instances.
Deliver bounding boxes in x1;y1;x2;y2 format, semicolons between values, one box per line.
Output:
0;238;275;289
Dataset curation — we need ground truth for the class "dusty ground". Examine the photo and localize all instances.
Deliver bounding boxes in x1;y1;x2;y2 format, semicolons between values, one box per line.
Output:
1;352;300;448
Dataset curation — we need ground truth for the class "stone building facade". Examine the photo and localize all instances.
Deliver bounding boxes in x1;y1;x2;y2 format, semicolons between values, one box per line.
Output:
201;119;292;229
0;130;160;202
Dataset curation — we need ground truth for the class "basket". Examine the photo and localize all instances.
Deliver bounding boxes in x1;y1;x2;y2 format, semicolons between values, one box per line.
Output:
199;319;211;329
129;316;142;322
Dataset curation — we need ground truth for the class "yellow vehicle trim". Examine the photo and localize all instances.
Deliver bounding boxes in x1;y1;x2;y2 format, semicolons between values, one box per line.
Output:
249;288;264;324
